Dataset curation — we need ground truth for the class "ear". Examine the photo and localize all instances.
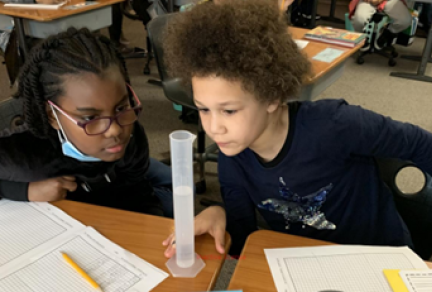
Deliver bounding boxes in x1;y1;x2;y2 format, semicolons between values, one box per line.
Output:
46;104;60;130
266;99;280;114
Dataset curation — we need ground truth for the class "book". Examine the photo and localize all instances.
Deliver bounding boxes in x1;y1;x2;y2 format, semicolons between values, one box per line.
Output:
0;200;168;292
304;26;366;48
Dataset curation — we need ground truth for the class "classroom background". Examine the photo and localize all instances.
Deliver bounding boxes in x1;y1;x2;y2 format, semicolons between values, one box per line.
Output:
0;0;431;289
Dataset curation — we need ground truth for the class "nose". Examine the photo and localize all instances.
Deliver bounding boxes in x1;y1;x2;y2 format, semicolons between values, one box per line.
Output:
103;118;123;138
208;114;226;135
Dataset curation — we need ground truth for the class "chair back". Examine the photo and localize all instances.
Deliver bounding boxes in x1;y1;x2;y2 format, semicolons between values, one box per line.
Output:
376;157;432;260
0;98;24;132
147;13;175;82
147;13;195;108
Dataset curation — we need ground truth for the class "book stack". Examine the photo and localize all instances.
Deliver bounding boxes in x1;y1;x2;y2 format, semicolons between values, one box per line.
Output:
304;26;366;48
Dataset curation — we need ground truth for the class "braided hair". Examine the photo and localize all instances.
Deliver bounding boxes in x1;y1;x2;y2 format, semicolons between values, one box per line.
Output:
14;27;129;139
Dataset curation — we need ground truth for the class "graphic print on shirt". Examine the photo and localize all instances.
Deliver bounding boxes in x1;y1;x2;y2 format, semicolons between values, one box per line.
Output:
258;177;336;230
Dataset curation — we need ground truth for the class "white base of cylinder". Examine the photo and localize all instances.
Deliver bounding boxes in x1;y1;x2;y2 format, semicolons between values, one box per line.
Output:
166;254;206;278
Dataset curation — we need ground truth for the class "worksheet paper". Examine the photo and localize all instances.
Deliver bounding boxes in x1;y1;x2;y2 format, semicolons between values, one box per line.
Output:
400;270;432;292
4;2;66;9
294;40;309;50
0;200;85;273
264;245;428;292
312;48;345;63
0;201;168;292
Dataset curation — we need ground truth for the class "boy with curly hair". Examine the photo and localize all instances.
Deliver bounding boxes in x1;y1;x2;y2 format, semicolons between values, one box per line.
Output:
161;0;432;256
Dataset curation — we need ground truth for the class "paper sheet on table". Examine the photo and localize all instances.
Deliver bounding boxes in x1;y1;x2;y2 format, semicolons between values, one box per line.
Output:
294;40;309;50
63;1;99;10
0;200;85;274
312;48;345;63
0;201;168;292
4;2;66;9
0;227;168;292
264;245;428;292
400;270;432;292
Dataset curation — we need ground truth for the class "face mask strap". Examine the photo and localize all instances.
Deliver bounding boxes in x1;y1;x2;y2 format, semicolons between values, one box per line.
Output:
50;104;68;143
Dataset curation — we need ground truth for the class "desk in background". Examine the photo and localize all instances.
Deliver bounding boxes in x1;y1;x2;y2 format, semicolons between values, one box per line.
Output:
289;27;363;100
228;230;432;292
53;200;231;292
0;0;123;59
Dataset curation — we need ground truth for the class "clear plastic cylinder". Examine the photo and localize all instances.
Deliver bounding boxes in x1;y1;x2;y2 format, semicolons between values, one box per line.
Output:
170;130;196;268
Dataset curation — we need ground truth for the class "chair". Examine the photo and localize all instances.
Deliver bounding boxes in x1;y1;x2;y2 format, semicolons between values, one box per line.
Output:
147;13;218;194
375;157;432;260
0;98;24;132
346;12;399;67
121;0;154;75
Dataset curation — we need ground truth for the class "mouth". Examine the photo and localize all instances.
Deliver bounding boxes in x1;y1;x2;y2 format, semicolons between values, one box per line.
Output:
105;143;125;154
216;142;230;147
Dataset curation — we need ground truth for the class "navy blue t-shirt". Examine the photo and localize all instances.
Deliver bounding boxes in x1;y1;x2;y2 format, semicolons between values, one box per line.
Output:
218;99;432;255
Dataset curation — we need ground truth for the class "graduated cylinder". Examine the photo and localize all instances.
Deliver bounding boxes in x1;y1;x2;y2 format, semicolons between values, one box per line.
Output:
170;130;196;268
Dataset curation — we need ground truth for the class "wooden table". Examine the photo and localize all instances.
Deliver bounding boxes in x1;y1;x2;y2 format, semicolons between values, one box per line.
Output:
289;27;363;100
52;200;231;292
228;230;432;292
0;0;123;58
0;0;121;21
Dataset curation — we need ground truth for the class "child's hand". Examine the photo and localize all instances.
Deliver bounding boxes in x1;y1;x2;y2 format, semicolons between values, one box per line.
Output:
163;206;227;258
28;176;77;202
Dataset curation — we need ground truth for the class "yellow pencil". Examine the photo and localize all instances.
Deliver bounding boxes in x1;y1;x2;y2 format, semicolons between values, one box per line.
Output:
280;0;285;10
61;252;103;292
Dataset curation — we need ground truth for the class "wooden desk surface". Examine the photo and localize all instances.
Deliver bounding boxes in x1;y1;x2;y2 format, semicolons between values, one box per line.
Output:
0;0;123;22
289;27;362;85
228;230;432;292
52;200;231;292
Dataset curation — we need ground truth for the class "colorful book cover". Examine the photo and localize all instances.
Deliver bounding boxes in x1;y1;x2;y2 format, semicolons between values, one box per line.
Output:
305;26;366;44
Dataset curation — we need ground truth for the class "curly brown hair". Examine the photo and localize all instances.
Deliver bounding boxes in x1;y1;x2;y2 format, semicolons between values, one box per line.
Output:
163;0;311;104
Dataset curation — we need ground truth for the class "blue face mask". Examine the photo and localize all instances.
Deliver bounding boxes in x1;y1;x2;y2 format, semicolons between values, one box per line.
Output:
51;105;102;162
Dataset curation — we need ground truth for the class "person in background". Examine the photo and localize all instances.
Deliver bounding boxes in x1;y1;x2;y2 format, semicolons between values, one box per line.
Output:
109;3;134;54
416;3;432;31
290;0;321;27
349;0;412;50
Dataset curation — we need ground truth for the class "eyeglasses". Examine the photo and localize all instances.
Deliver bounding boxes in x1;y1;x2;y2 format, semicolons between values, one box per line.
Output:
48;84;142;136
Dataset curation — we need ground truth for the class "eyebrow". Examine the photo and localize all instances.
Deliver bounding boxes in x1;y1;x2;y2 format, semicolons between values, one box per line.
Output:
194;99;240;107
75;95;129;112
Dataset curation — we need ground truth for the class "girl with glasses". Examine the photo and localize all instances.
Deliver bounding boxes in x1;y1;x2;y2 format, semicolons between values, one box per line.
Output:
0;28;173;217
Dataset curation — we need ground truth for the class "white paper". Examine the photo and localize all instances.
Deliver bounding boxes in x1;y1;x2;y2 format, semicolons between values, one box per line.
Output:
294;40;309;50
0;227;168;292
0;201;168;292
400;270;432;292
312;48;345;63
265;245;428;292
4;2;66;9
0;201;85;274
63;1;99;10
